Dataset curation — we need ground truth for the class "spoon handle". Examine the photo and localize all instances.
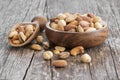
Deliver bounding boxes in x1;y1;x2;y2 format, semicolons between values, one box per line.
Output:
31;16;47;31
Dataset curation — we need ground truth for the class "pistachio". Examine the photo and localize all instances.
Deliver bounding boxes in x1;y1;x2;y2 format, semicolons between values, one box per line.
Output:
58;52;70;59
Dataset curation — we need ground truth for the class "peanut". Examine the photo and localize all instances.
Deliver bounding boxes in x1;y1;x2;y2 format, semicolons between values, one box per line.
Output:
55;46;66;52
43;51;53;60
43;42;50;49
53;49;60;54
70;46;84;56
80;53;91;63
30;44;42;51
52;60;67;67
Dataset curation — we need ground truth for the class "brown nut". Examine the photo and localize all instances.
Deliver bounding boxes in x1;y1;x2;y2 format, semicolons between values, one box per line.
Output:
68;29;76;32
53;49;60;54
58;52;70;59
79;21;90;27
36;35;43;44
55;46;66;52
43;51;53;60
80;53;91;63
70;46;84;56
56;26;64;31
30;44;42;51
87;13;95;18
52;60;67;67
43;41;50;49
12;40;21;44
68;20;78;26
17;25;25;33
65;25;77;31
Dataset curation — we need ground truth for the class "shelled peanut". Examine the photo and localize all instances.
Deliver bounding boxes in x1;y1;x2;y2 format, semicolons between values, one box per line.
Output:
8;24;35;44
50;13;106;32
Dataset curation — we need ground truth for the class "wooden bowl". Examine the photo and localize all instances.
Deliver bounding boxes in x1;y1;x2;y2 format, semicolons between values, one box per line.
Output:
8;22;40;47
45;22;108;48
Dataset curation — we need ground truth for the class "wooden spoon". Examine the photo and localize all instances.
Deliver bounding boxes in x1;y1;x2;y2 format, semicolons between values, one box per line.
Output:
8;16;47;47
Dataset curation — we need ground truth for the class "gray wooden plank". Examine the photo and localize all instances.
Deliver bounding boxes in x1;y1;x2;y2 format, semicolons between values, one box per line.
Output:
47;0;119;80
0;0;49;80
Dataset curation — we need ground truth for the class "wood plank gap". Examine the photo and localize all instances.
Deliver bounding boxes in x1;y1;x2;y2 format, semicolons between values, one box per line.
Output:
22;52;35;80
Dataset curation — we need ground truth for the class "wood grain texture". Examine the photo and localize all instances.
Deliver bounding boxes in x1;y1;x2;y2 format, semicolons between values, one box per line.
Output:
0;0;120;80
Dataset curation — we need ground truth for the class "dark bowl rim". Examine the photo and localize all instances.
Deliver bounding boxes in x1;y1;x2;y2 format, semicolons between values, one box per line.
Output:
46;22;108;34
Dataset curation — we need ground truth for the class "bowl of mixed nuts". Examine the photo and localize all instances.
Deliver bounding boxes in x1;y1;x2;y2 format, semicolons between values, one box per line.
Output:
45;13;108;48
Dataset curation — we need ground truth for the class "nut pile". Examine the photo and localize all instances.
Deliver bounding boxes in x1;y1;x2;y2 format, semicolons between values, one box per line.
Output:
50;13;106;32
8;24;35;44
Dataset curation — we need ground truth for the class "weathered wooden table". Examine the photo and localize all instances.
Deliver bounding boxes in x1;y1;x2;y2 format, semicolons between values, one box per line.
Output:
0;0;120;80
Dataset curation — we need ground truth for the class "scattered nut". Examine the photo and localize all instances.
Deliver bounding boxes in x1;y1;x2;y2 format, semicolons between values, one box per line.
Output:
30;44;42;51
58;52;70;59
43;41;50;49
80;53;91;63
55;46;66;52
36;36;43;44
53;49;60;54
43;51;53;60
52;60;67;67
70;46;84;56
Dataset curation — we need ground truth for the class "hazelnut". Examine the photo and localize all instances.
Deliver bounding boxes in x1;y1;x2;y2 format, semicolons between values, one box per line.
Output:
80;53;91;63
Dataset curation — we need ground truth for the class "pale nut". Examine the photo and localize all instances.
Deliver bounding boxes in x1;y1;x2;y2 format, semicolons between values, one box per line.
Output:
58;20;66;27
65;15;76;22
9;31;18;38
80;53;91;63
79;21;90;27
90;22;94;27
85;27;96;32
36;36;43;44
43;42;50;49
56;26;64;31
53;49;60;54
58;52;70;59
70;46;84;56
12;33;19;40
64;12;71;17
68;29;76;32
50;22;58;29
30;44;42;51
77;25;84;32
55;46;66;52
12;40;21;44
52;60;67;67
25;30;33;38
43;51;53;60
19;32;27;41
93;16;102;23
57;13;67;20
94;22;103;29
67;20;78;26
25;25;34;31
18;25;25;33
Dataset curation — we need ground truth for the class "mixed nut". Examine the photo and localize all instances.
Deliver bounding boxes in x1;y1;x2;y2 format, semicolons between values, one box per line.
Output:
8;24;35;44
50;13;106;32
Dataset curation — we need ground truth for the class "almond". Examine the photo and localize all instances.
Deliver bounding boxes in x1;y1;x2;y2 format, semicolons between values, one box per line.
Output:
30;44;42;51
52;60;67;67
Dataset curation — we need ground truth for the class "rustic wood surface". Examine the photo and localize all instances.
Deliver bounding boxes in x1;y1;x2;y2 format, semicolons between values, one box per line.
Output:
0;0;120;80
